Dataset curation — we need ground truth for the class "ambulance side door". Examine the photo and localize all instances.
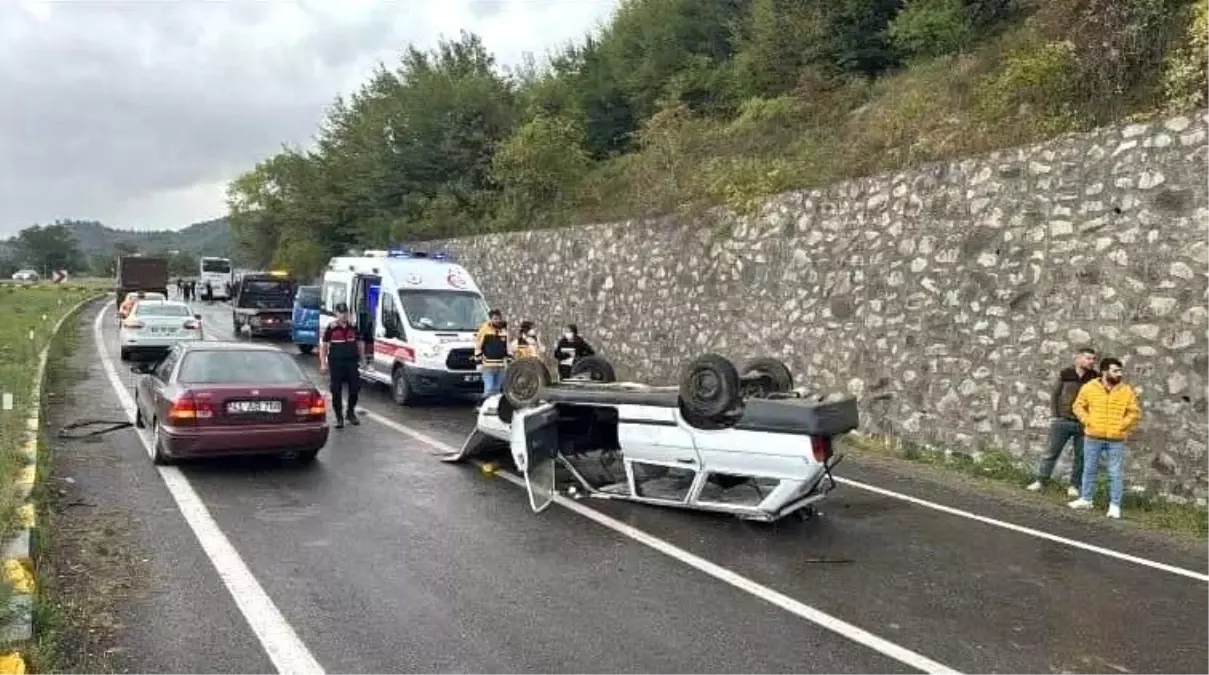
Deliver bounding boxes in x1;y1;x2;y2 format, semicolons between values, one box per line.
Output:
373;289;408;379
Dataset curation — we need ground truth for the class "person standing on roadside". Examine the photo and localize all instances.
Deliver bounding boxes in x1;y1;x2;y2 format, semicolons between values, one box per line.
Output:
552;323;595;379
510;320;545;359
1028;346;1099;497
474;309;509;399
319;302;365;429
1068;357;1141;519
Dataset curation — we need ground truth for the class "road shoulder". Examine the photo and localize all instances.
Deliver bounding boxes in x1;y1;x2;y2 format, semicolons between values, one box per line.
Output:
31;303;273;674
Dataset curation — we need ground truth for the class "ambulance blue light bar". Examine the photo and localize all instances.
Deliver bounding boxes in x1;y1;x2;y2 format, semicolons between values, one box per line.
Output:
386;246;452;261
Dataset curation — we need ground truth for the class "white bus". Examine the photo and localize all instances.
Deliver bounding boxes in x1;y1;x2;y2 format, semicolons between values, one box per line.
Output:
198;256;233;301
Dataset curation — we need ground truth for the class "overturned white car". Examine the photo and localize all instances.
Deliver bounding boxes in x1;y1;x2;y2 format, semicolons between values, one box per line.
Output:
444;353;859;522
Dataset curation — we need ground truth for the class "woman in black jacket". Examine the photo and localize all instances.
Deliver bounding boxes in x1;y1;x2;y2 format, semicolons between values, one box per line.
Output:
552;323;595;378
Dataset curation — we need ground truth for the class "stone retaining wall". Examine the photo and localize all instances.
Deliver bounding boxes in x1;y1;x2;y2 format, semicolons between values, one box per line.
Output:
435;111;1209;500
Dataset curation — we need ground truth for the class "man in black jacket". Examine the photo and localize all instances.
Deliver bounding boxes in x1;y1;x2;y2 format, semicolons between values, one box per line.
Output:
553;323;595;379
1028;346;1099;496
319;302;366;429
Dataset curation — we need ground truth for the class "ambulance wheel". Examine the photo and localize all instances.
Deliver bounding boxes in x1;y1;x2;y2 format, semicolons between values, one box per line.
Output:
391;365;415;406
569;355;616;382
502;357;551;410
678;353;741;428
739;357;794;398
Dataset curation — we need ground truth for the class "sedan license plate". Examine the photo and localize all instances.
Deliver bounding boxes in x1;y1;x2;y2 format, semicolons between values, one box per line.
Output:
463;374;481;383
226;400;282;414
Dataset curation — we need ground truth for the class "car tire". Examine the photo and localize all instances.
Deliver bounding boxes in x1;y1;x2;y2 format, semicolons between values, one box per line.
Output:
298;344;314;355
391;365;414;406
502;356;551;410
569;355;617;382
678;353;742;426
134;396;145;429
296;449;320;465
739;357;794;398
151;420;176;465
119;348;130;361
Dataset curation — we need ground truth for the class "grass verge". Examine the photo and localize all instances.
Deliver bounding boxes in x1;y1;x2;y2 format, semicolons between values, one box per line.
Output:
844;433;1209;541
0;286;97;670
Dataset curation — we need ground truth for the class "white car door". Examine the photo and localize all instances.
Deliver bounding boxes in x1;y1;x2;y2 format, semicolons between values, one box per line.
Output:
509;404;560;513
615;404;702;502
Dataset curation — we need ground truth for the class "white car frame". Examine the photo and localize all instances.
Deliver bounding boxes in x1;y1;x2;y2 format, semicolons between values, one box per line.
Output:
119;299;204;360
445;355;858;522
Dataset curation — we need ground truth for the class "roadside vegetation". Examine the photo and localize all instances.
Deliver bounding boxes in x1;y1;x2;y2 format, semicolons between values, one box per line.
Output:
844;433;1209;540
0;285;96;668
225;0;1208;278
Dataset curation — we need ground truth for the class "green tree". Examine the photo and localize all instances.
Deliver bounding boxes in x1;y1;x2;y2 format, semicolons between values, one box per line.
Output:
491;113;592;224
889;0;974;59
13;223;83;274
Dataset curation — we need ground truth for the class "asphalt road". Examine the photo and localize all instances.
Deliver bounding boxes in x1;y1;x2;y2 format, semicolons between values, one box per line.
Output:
56;297;1209;674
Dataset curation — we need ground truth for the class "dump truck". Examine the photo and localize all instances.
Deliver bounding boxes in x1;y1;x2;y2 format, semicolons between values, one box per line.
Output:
115;255;169;310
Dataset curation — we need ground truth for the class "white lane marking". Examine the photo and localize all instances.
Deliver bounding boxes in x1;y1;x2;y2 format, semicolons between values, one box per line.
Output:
200;303;1209;585
94;303;325;675
357;406;960;675
832;477;1209;583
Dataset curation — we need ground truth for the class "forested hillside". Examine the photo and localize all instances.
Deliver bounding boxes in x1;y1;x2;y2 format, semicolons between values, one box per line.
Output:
227;0;1209;278
0;217;232;278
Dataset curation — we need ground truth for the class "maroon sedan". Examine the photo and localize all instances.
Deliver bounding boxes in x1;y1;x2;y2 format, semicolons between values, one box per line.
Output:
131;341;329;465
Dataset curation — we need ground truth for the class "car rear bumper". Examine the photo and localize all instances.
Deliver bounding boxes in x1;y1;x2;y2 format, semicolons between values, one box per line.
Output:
249;321;292;336
161;422;329;458
120;334;202;356
292;328;319;345
403;365;483;395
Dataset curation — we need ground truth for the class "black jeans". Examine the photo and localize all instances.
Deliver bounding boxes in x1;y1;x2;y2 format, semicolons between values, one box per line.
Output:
1036;418;1085;489
329;359;360;420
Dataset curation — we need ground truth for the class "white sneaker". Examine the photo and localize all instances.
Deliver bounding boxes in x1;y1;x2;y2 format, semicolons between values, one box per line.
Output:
1068;498;1094;510
1107;504;1121;519
1026;481;1043;492
1067;486;1080;498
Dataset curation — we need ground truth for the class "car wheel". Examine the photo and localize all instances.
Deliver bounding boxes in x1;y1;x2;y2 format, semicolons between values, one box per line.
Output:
119;348;130;361
569;355;617;383
391;365;414;406
151;420;176;465
134;396;145;429
678;353;742;427
502;356;551;410
739;357;794;398
296;449;320;465
298;344;314;355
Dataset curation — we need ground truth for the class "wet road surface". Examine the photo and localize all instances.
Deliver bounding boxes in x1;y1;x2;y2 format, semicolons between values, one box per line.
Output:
68;298;1209;673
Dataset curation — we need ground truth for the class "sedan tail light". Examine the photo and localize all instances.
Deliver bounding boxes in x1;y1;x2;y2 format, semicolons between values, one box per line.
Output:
123;319;145;329
810;435;834;464
294;390;326;419
168;391;214;424
184;319;201;330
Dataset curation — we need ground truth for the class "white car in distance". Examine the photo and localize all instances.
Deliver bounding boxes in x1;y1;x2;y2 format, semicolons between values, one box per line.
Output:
447;353;858;523
119;299;204;361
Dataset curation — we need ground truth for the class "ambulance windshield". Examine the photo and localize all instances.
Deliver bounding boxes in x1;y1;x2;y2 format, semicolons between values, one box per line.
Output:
397;289;489;332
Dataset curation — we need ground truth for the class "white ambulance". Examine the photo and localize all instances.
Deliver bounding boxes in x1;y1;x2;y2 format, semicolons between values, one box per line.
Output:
318;248;491;405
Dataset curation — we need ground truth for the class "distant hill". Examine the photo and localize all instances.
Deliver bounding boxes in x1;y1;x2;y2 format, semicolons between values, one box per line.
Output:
1;217;235;262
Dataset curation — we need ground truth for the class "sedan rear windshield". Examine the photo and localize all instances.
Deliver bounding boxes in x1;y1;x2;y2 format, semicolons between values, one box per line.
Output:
135;303;191;317
295;286;320;309
177;351;306;384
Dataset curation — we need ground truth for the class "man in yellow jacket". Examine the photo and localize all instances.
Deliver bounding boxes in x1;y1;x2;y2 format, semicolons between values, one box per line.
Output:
474;309;509;399
1068;357;1141;519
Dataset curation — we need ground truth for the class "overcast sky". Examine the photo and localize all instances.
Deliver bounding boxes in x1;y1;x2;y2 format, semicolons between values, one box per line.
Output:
0;0;619;237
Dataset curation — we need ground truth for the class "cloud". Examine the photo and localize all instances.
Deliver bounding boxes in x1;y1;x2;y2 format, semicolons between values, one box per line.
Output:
0;0;618;236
